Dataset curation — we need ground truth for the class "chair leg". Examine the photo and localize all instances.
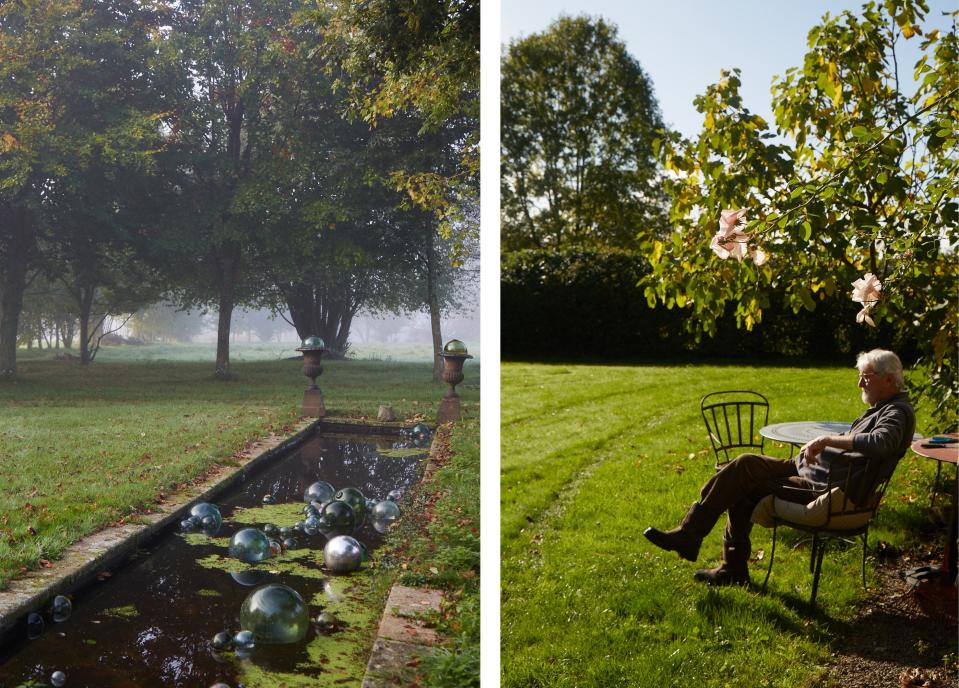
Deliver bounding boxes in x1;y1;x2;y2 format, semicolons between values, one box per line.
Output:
860;531;868;589
762;525;778;592
809;533;819;574
810;540;827;607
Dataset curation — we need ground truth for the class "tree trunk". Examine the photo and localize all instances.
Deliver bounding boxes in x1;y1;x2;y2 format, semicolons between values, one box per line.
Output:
214;242;241;378
282;282;359;358
0;205;35;376
425;228;443;382
77;286;95;365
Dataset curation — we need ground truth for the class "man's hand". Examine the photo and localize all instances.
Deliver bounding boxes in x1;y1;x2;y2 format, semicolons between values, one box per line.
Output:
799;435;829;465
799;433;855;464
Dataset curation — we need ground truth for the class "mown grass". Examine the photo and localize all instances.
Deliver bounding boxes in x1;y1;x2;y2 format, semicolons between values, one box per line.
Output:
0;352;479;589
501;361;942;688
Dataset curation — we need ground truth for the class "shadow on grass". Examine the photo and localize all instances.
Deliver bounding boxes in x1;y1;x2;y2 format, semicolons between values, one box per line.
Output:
695;586;810;639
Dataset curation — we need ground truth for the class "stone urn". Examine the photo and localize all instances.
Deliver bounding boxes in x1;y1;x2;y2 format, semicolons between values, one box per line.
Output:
296;336;326;417
437;339;473;424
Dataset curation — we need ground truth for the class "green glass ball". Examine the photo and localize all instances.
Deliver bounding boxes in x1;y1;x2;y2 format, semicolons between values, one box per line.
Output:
443;339;468;354
239;584;309;644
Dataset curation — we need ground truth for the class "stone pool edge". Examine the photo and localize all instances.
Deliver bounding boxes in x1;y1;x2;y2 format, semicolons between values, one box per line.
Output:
0;417;329;639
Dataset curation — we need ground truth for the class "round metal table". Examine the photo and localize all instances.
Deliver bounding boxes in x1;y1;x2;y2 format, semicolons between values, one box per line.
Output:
760;421;853;448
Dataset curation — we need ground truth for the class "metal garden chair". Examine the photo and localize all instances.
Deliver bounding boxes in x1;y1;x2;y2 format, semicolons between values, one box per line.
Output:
700;390;769;470
753;448;898;608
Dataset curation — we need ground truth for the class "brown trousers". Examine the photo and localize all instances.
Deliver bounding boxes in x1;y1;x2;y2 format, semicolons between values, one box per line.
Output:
699;453;818;545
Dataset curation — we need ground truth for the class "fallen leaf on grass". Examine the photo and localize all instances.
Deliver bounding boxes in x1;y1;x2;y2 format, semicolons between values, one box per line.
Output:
39;560;53;569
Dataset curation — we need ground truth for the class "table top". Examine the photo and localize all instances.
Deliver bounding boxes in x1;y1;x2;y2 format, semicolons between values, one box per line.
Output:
760;421;852;445
911;433;959;465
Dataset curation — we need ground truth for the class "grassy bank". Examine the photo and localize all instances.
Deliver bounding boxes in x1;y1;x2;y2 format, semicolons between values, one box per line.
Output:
381;420;481;687
501;361;943;688
0;354;479;589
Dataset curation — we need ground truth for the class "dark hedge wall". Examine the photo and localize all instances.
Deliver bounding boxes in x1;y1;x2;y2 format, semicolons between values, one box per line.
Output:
501;248;918;362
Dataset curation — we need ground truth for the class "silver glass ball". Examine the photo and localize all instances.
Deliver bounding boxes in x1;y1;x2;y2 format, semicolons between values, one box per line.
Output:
323;535;363;574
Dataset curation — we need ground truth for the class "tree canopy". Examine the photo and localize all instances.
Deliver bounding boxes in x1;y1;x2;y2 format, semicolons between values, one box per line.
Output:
501;15;668;251
0;0;479;377
647;0;958;427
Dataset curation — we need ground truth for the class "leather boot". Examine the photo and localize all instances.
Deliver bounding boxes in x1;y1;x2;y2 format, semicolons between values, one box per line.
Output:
643;502;719;562
693;539;751;586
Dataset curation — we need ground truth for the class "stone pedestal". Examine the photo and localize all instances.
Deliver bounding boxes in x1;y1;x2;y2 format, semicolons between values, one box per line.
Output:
436;348;471;425
302;387;326;418
377;405;396;421
436;396;461;425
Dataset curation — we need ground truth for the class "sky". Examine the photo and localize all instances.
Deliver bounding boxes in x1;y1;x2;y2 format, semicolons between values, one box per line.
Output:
501;0;956;139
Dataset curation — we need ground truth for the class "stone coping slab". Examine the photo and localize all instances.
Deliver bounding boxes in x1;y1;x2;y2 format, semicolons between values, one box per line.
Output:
362;585;445;687
0;418;319;639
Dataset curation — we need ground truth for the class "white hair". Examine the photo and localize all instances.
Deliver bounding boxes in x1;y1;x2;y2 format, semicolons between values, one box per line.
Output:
857;349;905;391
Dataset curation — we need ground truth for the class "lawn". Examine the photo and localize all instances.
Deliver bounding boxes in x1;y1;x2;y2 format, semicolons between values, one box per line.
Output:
501;360;944;688
0;348;480;590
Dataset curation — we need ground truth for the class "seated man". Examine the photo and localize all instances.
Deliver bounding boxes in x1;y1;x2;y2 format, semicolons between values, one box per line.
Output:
644;349;916;586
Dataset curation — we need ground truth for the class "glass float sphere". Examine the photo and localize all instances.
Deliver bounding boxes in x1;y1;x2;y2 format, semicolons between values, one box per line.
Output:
239;584;309;644
269;540;282;557
26;612;44;640
387;489;403;502
190;503;221;529
334;487;367;520
324;535;363;573
318;501;355;537
372;499;401;523
180;518;196;532
50;671;66;688
50;595;72;623
262;523;279;537
234;629;255;650
304;480;335;503
282;537;298;550
229;528;272;563
279;526;292;539
315;611;338;631
262;494;276;505
200;515;221;535
212;631;232;650
443;339;468;354
357;540;370;562
299;336;326;349
303;515;322;535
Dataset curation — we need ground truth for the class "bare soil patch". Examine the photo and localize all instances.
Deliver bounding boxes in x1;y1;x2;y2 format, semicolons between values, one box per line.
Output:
813;552;958;688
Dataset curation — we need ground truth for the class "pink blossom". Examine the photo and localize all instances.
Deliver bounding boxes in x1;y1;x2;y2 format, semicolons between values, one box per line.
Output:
719;209;747;234
851;273;882;305
851;273;882;328
709;209;767;266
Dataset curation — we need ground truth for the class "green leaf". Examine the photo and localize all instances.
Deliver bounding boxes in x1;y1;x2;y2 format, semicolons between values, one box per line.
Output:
801;221;812;241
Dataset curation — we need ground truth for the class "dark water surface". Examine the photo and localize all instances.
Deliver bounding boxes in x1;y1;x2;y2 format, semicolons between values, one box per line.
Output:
0;433;424;687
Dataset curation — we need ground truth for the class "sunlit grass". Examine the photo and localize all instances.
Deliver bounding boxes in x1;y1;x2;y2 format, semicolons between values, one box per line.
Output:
0;354;479;589
501;361;940;688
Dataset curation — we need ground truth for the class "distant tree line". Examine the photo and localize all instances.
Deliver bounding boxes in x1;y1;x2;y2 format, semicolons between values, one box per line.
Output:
0;0;478;378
